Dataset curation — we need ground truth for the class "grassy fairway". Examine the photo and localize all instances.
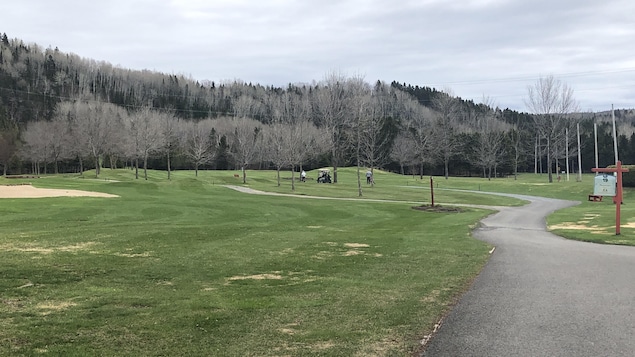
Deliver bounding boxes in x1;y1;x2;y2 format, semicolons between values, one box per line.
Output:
1;169;494;356
3;169;629;355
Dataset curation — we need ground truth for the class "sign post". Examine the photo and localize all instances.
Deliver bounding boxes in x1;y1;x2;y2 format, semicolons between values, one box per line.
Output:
592;161;629;235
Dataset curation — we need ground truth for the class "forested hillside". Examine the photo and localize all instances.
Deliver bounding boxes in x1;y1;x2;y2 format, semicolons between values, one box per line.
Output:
1;32;634;186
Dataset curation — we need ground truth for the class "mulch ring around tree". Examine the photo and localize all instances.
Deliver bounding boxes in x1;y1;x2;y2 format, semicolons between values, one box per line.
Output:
412;205;463;213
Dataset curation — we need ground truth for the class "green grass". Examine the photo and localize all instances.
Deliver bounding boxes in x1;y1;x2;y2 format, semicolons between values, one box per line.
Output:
0;169;493;356
2;168;632;356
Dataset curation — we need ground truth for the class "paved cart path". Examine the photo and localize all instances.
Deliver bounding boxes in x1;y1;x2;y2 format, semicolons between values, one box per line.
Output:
422;193;635;357
224;186;635;356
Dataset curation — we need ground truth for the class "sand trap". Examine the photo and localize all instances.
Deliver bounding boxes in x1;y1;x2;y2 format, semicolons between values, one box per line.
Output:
0;185;118;198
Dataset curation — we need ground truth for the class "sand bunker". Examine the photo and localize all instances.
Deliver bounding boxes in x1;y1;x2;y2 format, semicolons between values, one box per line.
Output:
0;185;118;198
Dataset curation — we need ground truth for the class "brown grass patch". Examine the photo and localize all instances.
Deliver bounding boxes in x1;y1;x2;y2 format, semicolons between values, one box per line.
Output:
228;274;284;281
344;243;370;248
550;222;614;235
2;298;25;311
36;301;77;315
0;241;98;254
354;337;401;357
279;248;295;255
421;290;442;303
343;250;363;256
311;341;335;351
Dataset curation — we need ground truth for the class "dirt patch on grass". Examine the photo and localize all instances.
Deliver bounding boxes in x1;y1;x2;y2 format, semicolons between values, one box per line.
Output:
354;337;401;357
279;328;297;335
549;222;613;235
0;184;118;198
36;301;77;315
0;241;99;254
344;243;370;248
412;205;463;213
315;242;381;258
421;290;442;303
2;298;25;311
228;274;284;281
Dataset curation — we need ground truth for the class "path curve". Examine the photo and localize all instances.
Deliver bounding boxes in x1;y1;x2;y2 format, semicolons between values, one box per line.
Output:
224;186;635;356
422;193;635;356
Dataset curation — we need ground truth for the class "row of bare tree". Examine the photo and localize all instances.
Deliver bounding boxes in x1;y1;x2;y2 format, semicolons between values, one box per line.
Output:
11;71;587;191
18;101;324;187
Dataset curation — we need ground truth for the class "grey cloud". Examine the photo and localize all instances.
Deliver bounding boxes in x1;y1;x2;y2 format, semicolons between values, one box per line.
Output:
2;0;634;111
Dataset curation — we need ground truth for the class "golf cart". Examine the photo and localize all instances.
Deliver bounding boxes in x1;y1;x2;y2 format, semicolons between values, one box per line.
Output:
317;169;332;183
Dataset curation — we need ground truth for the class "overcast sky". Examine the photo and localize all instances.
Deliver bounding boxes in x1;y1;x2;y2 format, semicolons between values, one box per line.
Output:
3;0;634;112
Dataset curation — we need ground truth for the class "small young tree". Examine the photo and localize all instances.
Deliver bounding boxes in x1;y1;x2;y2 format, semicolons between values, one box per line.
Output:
134;108;165;180
20;121;49;174
390;134;415;175
430;91;461;179
181;119;216;177
227;117;263;184
285;120;325;191
263;122;291;187
158;111;179;180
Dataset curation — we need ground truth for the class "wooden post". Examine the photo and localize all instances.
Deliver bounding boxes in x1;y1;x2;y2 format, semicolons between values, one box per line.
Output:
430;176;435;207
592;161;629;235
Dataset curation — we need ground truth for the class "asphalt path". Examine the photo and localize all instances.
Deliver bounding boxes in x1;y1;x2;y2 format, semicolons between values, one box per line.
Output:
422;193;635;356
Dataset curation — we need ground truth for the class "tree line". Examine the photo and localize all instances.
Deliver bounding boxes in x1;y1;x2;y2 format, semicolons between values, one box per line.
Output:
1;32;635;190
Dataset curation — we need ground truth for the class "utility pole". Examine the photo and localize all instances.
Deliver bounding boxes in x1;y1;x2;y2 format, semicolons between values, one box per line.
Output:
565;127;570;181
577;122;582;182
612;104;619;164
594;122;599;171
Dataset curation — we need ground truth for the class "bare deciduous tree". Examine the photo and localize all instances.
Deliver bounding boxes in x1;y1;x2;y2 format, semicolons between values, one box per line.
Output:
181;119;216;177
430;90;462;179
21;121;49;174
227;117;263;184
359;95;398;180
467;98;509;180
263;122;291;187
404;104;435;179
285;120;325;191
390;133;415;175
525;75;579;182
313;71;355;184
159;111;179;180
473;112;508;180
47;115;72;174
133;107;165;180
70;101;124;177
21;116;72;174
